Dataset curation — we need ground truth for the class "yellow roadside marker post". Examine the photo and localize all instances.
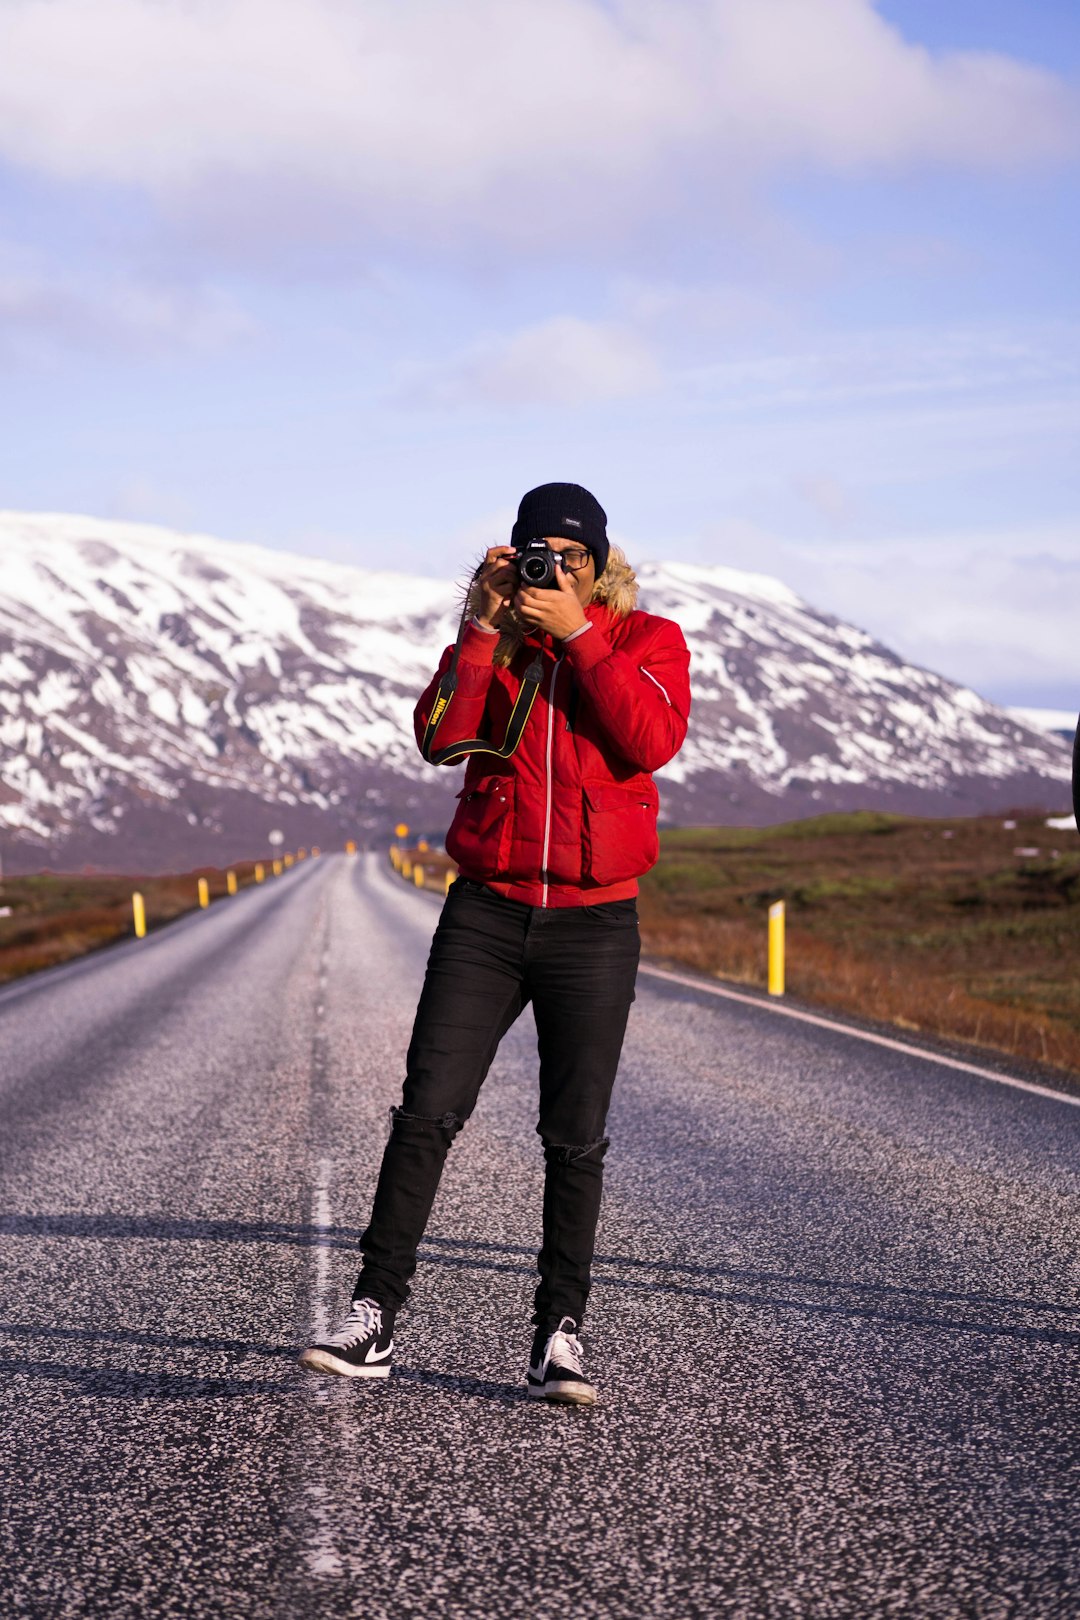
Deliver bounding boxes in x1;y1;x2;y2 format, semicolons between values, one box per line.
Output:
254;863;265;883
198;877;210;909
346;840;356;856
132;892;146;939
444;869;455;895
226;870;237;896
402;858;413;880
284;854;294;869
272;858;283;877
414;865;425;888
312;846;320;858
298;848;307;861
768;900;785;996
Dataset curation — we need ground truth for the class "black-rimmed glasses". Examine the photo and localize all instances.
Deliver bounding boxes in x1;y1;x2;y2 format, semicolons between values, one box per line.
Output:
557;547;591;573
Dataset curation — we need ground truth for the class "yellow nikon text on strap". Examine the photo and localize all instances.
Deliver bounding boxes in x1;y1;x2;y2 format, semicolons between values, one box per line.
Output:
420;567;544;767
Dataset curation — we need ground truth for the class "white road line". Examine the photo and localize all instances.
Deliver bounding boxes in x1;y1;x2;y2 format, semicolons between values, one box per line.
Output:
378;855;1076;1107
304;1127;346;1580
304;1485;345;1580
638;964;1080;1110
310;1158;335;1340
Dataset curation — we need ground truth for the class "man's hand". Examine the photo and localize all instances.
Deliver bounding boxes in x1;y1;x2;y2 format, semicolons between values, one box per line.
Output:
514;562;589;642
475;546;517;630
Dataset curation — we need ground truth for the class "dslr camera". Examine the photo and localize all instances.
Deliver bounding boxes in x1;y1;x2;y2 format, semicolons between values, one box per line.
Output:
510;540;564;590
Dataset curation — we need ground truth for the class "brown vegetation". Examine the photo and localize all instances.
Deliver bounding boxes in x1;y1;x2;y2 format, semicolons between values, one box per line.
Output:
637;811;1080;1077
0;863;268;983
399;814;1080;1073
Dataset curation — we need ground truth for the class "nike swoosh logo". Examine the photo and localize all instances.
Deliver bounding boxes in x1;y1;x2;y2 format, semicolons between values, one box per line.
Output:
364;1343;393;1363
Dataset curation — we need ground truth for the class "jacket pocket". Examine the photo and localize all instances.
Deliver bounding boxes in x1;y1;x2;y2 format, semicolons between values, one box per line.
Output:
582;780;660;885
446;775;515;879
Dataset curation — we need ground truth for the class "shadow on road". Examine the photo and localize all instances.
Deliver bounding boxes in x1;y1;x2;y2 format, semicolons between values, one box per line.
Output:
0;1318;296;1357
392;1367;525;1404
0;1353;296;1400
2;1212;1077;1346
0;1321;528;1406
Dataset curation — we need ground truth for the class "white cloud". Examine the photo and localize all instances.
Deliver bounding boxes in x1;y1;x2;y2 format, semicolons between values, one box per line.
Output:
792;473;857;527
400;316;659;406
0;251;253;360
0;0;1073;259
108;476;197;531
684;322;1080;415
701;520;1080;705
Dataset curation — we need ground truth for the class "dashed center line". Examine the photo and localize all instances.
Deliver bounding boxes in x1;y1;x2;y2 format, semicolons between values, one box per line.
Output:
304;1485;345;1580
310;1158;334;1342
302;1159;348;1581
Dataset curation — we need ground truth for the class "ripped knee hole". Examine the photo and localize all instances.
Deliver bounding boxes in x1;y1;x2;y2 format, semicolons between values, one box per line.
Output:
542;1135;609;1165
390;1105;463;1135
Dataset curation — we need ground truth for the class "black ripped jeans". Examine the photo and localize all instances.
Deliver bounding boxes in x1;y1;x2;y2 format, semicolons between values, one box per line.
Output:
355;878;641;1329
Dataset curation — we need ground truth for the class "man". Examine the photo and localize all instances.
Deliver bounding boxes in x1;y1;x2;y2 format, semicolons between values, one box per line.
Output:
300;482;691;1403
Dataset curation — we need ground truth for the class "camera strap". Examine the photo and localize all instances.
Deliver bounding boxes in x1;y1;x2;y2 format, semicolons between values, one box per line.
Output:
420;572;544;766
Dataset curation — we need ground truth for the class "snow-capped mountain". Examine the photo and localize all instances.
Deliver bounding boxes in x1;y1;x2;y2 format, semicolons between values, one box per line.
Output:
1006;706;1077;743
0;512;1070;872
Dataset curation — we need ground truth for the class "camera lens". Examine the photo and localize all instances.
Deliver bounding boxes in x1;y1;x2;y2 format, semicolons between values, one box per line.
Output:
521;554;551;585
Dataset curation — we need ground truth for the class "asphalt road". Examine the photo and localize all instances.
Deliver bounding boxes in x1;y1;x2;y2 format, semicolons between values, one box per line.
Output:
1;852;1078;1619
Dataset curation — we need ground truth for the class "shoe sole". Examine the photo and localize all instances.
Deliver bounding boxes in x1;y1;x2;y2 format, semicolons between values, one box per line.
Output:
298;1348;392;1379
527;1380;597;1406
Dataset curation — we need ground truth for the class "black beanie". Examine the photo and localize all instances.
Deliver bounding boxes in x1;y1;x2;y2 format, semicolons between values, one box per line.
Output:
510;482;609;578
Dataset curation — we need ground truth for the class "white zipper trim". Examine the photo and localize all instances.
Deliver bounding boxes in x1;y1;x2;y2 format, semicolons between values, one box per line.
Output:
642;667;671;705
540;655;563;908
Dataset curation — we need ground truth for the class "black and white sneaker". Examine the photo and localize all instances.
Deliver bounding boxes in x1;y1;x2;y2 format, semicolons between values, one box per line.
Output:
298;1297;394;1379
527;1316;596;1405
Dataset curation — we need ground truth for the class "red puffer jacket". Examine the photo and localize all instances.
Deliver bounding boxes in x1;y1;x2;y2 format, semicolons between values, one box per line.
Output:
414;600;691;907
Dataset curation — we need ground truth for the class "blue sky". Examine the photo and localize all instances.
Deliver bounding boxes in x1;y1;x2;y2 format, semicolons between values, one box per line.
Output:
0;0;1076;708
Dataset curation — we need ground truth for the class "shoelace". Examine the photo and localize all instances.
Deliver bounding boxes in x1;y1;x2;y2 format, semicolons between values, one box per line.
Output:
326;1298;383;1349
547;1327;586;1379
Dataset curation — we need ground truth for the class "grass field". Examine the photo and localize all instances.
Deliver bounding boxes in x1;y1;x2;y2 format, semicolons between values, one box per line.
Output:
637;811;1080;1076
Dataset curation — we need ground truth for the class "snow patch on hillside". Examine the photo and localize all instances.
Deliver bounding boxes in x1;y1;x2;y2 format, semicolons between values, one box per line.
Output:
0;511;1070;860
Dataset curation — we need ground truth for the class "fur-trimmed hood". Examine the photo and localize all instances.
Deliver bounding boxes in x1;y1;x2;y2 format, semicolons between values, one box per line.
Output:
466;544;639;668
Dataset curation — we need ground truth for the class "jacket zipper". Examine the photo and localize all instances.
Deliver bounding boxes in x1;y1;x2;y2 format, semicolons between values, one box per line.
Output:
642;667;672;704
540;655;563;908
